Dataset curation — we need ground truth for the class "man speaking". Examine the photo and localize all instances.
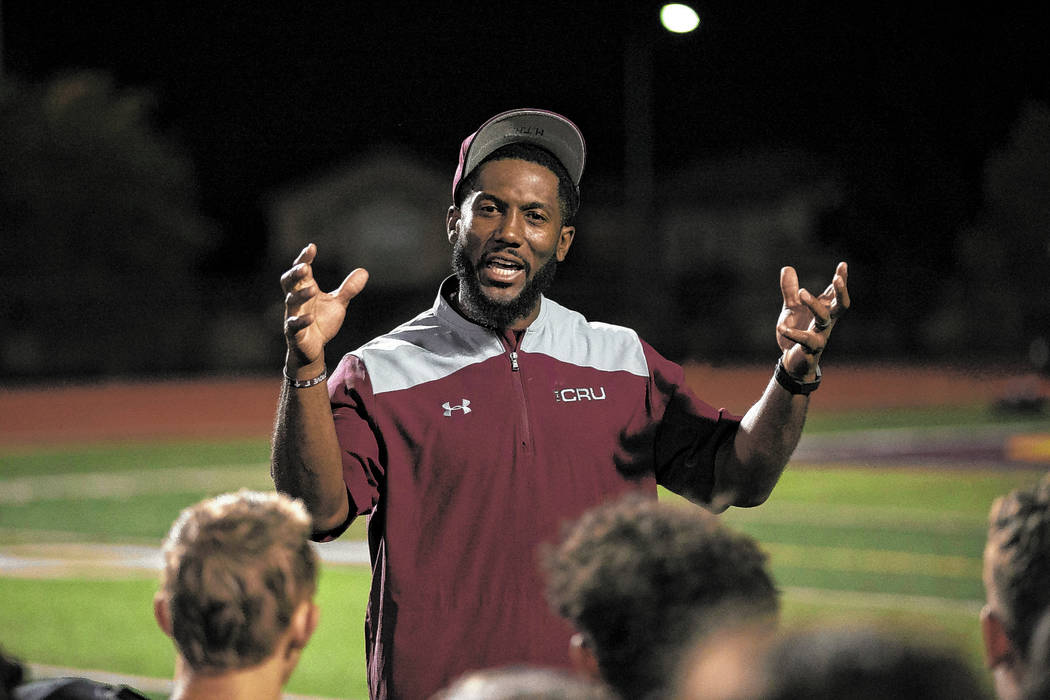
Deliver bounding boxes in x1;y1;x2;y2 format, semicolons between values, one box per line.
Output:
271;108;850;699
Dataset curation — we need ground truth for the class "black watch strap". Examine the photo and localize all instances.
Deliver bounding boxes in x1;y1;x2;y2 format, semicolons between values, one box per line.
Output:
774;357;821;395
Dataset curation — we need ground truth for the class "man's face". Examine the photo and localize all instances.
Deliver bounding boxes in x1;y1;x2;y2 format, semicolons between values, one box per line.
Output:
447;158;575;329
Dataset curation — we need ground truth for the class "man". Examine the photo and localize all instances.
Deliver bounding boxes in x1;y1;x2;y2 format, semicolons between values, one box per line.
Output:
153;490;320;700
543;493;780;699
271;108;850;699
981;474;1050;700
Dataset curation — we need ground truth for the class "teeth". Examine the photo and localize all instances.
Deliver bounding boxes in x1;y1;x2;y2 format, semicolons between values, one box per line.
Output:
489;259;522;269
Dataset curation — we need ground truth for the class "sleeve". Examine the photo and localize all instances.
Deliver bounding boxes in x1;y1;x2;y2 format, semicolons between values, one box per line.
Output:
328;352;386;521
643;340;742;507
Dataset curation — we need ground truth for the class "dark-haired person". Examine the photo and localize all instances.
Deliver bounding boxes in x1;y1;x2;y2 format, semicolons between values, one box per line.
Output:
675;624;989;700
543;493;780;699
153;490;320;700
982;474;1050;700
271;108;850;699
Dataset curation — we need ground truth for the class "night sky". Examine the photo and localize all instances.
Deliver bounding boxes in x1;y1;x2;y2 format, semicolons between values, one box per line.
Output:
4;2;1049;271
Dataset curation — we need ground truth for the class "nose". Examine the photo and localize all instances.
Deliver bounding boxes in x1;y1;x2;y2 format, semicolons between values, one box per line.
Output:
493;209;525;245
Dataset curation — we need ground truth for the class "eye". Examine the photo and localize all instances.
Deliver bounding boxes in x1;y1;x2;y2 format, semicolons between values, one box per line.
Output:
526;210;549;223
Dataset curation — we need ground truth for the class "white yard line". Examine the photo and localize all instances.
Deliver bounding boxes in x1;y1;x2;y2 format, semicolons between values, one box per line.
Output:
0;541;370;577
722;500;983;534
782;586;983;616
0;465;273;504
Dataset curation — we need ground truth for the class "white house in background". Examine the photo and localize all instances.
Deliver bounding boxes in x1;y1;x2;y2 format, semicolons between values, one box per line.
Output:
268;145;450;291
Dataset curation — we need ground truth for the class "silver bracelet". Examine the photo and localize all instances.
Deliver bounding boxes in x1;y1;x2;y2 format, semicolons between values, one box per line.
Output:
284;366;328;389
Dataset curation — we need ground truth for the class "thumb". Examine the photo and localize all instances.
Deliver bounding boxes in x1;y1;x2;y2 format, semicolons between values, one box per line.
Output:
780;266;799;306
333;268;369;306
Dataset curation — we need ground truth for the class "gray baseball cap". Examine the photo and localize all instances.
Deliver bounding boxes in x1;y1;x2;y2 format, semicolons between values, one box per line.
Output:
452;108;586;202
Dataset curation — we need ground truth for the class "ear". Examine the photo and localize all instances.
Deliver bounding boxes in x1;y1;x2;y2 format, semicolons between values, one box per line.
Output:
153;591;173;638
555;225;575;262
569;632;601;681
446;205;461;244
289;599;320;652
981;605;1014;669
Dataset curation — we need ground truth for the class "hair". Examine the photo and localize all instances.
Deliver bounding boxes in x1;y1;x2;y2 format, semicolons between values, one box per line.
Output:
159;489;318;671
986;474;1050;661
0;647;24;700
456;142;580;225
432;665;618;700
542;493;779;699
1022;606;1050;700
753;625;989;700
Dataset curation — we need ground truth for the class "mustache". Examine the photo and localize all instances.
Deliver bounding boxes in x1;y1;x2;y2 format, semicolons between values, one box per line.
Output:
478;249;530;274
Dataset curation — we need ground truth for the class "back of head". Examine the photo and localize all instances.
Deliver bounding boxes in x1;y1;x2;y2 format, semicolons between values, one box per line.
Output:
757;625;989;700
431;665;617;700
1021;606;1050;700
542;493;779;699
158;489;318;671
986;474;1050;662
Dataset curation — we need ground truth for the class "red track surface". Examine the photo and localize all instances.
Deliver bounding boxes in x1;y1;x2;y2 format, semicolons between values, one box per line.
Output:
0;364;1046;446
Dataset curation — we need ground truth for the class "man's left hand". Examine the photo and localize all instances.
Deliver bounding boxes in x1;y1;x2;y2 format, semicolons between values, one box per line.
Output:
776;261;850;379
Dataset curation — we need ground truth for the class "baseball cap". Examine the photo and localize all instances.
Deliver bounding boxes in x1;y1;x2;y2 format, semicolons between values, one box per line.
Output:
452;108;586;202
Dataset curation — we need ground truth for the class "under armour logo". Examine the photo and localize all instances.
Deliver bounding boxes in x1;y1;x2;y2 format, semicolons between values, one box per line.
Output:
442;399;472;416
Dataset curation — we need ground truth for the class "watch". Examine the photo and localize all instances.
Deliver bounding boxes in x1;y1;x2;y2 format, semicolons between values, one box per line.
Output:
774;357;821;395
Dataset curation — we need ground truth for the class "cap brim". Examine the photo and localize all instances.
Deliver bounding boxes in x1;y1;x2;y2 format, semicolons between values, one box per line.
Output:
461;109;586;193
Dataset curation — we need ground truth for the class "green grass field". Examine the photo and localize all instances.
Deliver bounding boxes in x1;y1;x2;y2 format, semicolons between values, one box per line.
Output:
1;405;1047;699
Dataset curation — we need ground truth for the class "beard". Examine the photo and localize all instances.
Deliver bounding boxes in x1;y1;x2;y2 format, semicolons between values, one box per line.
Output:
451;238;559;330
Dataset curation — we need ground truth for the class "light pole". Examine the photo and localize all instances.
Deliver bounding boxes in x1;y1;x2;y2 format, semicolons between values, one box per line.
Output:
623;3;700;238
621;4;700;353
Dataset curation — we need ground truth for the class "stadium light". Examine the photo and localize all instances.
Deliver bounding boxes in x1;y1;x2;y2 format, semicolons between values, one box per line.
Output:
660;4;700;34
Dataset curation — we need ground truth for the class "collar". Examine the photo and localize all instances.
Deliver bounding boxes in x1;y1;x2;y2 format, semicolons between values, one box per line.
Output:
433;275;550;334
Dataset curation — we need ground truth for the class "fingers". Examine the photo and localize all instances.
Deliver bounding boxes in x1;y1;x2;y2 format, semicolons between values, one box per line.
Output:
334;268;370;306
777;322;826;356
798;262;851;329
834;261;851;312
284;311;315;337
799;288;832;330
294;242;316;266
779;266;800;306
281;244;319;295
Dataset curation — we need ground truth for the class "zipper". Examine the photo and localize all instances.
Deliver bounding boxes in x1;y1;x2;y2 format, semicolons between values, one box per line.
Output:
497;330;531;451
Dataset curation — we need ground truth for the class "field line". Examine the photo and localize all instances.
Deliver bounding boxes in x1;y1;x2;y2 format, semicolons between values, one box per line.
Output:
722;501;983;534
0;465;272;504
763;542;981;578
782;586;983;616
0;541;371;578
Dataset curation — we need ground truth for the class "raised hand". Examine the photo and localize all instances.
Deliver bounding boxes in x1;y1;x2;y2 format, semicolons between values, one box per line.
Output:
775;262;850;377
280;243;369;374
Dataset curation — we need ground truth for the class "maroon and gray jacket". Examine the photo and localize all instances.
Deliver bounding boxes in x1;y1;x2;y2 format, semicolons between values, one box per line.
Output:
325;277;741;700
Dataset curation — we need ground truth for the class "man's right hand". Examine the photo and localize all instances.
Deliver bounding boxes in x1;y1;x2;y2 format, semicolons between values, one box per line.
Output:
280;243;369;377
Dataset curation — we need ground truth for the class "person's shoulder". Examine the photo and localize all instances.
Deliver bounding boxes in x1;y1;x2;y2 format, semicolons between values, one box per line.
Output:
532;297;650;376
542;297;642;343
13;677;149;700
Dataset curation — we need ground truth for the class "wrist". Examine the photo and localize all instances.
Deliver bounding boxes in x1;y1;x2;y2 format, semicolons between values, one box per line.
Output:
774;357;821;395
284;357;327;388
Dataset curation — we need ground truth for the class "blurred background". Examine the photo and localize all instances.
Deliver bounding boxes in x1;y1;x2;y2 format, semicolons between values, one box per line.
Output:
2;1;1048;382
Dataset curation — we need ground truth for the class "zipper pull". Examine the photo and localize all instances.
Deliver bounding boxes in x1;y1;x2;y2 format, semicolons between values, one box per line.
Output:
510;351;519;372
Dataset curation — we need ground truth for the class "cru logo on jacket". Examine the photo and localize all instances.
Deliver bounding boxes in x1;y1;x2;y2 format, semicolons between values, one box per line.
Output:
553;387;607;403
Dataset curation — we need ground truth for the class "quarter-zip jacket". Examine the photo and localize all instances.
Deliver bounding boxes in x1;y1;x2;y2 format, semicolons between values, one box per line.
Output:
326;277;741;700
